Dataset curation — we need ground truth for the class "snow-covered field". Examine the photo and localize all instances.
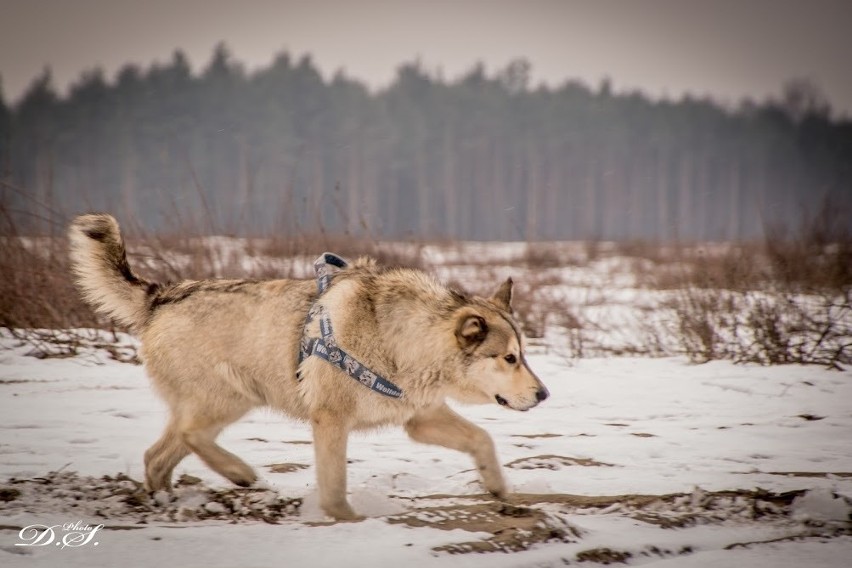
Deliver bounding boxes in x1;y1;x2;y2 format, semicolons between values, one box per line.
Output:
1;330;850;567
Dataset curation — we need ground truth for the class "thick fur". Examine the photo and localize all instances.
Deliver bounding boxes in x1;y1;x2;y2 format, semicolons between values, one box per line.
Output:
68;213;548;520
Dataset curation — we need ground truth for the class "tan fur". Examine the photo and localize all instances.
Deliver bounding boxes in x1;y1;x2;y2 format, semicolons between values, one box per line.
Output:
68;213;549;520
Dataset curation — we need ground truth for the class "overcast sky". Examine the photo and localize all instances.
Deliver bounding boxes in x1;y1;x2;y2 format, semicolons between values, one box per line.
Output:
2;0;851;115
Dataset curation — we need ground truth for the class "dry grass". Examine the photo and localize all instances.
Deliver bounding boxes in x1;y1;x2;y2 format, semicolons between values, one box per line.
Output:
0;235;100;330
637;244;768;292
645;200;852;367
0;192;426;333
761;196;852;294
2;191;848;367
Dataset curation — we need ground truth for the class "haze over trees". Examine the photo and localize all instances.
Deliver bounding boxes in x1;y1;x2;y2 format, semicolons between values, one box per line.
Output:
1;45;849;240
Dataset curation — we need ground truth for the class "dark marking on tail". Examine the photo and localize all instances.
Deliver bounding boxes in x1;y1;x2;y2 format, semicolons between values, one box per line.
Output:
117;257;142;286
83;227;109;241
81;215;146;287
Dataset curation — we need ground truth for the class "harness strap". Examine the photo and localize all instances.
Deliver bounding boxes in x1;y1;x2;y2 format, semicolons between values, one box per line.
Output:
296;253;403;400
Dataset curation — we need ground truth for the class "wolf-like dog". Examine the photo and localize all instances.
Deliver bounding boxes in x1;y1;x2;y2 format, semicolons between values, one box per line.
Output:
68;213;548;520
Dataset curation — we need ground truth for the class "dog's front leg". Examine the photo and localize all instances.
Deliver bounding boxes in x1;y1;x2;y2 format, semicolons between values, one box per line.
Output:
405;403;507;498
311;409;360;521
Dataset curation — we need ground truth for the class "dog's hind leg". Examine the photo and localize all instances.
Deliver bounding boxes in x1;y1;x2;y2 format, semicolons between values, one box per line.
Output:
405;403;507;498
311;409;360;521
178;405;257;488
144;417;189;491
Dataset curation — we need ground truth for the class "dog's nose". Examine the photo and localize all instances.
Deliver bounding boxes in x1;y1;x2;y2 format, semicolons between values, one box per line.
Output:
535;387;549;402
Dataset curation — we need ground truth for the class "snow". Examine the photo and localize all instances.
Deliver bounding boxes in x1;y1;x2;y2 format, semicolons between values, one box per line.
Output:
1;332;851;566
791;489;852;523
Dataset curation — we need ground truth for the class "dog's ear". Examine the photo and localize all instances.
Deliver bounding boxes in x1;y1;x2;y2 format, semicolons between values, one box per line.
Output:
455;309;488;349
489;277;513;311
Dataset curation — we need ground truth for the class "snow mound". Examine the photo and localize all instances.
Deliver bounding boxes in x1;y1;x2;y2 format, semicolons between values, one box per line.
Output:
791;489;852;524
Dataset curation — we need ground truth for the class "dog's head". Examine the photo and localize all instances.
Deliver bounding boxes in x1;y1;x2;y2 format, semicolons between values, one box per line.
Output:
449;278;549;411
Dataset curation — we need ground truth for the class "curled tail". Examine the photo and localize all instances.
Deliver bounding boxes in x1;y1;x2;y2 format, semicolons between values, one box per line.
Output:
68;213;157;330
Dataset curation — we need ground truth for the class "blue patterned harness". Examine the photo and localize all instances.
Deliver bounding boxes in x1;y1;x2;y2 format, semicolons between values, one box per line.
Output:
296;253;403;399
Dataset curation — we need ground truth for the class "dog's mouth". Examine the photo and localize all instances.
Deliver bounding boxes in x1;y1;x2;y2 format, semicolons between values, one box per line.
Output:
495;394;530;412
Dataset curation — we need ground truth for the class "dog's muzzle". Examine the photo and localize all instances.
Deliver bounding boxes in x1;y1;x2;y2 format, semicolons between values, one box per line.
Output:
495;387;549;411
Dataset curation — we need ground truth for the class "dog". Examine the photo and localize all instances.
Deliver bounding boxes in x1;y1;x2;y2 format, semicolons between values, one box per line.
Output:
68;213;548;520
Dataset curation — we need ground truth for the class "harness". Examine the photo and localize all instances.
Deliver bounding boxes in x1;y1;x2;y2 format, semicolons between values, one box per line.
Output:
296;253;404;399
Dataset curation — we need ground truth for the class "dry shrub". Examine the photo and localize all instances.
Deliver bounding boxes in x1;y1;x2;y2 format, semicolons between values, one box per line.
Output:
614;239;668;264
510;272;585;357
668;287;739;363
636;244;768;292
258;233;426;271
0;212;424;335
3;328;141;363
583;239;603;263
128;234;298;283
522;242;592;269
739;292;851;368
0;235;99;330
742;295;799;365
764;198;852;294
668;287;850;368
521;243;568;269
640;199;851;367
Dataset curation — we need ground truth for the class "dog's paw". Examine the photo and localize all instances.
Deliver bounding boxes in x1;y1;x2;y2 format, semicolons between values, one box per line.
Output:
481;470;508;499
322;502;364;522
483;474;509;500
143;475;172;493
488;486;508;500
224;465;258;488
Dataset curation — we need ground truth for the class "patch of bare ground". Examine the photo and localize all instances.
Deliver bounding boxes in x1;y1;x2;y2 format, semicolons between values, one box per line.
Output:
386;502;582;554
417;488;819;521
391;487;852;556
746;471;852;479
505;455;616;469
4;471;850;556
512;433;563;439
266;463;310;474
724;527;852;550
244;438;312;445
0;470;300;524
576;547;633;564
3;329;141;364
413;488;816;513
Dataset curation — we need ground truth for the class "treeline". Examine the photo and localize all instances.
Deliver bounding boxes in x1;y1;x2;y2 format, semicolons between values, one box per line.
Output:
1;45;850;240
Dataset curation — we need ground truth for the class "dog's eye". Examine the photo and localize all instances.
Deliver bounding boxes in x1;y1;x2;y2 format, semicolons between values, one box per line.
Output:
504;354;517;364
